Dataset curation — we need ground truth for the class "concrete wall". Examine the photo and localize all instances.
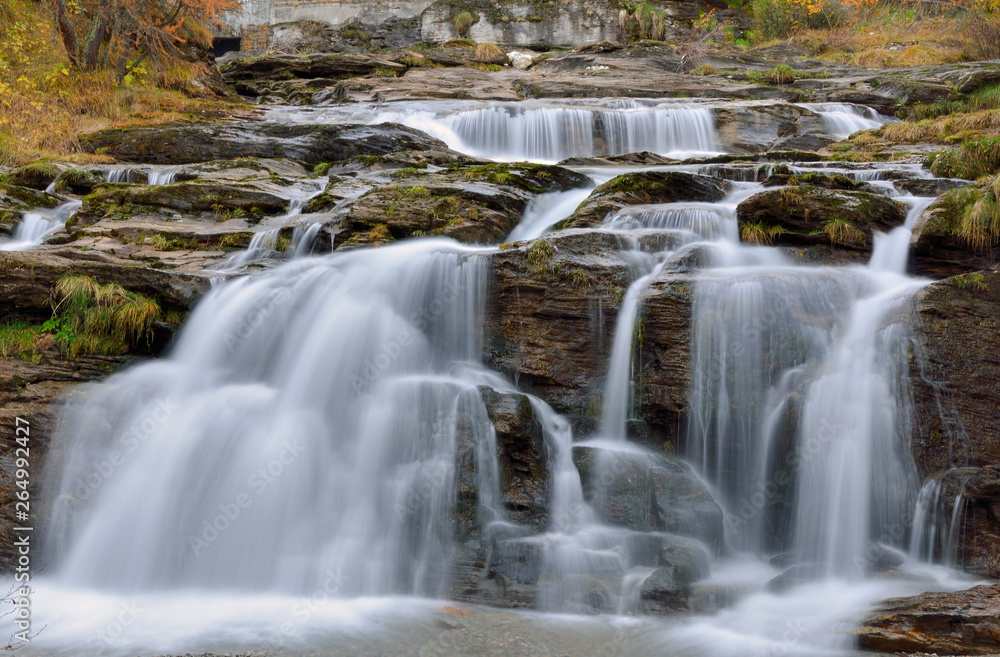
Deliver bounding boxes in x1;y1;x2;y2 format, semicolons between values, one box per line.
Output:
420;0;617;48
219;0;436;35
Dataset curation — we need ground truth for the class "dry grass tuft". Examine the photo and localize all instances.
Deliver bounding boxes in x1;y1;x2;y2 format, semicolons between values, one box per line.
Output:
472;43;506;65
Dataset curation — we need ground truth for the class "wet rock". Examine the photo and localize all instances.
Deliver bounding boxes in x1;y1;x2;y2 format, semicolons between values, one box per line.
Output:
762;171;872;191
911;271;1000;479
713;103;827;154
913;467;1000;580
334;162;589;248
895;177;971;197
483;230;634;415
4;162;65;190
1;184;61;236
0;356;125;572
766;564;819;592
80;122;448;166
52;168;110;195
856;584;1000;655
910;185;1000;277
480;387;549;527
736;185;908;251
557;171;731;230
572;446;725;552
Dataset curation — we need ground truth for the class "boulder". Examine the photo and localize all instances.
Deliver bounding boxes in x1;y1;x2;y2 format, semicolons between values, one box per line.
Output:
856;584;1000;655
79;122;448;166
557;171;731;230
572;446;725;552
3;162;65;190
638;537;711;615
736;185;908;250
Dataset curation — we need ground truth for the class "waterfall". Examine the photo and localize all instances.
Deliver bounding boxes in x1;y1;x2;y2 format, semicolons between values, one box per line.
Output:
798;103;888;139
506;186;595;242
44;240;493;594
0;200;81;251
380;103;719;162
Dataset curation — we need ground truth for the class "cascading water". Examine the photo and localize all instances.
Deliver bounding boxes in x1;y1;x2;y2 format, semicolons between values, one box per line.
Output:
0;200;81;251
798;102;889;138
506;186;595;242
219;187;326;270
441;105;719;162
44;240;494;594
19;98;984;657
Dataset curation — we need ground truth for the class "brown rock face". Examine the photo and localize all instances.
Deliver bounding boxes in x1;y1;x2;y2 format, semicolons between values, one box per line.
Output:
483;231;633;418
480;387;548;527
856;584;1000;655
911;271;1000;476
0;357;123;571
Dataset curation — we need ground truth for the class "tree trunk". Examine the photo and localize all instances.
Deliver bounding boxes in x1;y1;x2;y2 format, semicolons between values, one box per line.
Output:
82;0;112;70
51;0;80;67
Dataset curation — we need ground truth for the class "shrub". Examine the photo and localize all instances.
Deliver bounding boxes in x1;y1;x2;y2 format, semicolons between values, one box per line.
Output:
768;64;796;84
962;10;1000;61
453;11;479;37
749;0;847;39
930;136;1000;180
823;217;865;244
741;222;783;245
618;4;668;42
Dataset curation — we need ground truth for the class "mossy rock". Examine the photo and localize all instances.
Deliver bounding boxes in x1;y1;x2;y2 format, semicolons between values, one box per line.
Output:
0;184;61;210
53;168;106;195
556;171;732;230
333;162;589;248
74;180;291;229
5;161;63;190
736;186;908;250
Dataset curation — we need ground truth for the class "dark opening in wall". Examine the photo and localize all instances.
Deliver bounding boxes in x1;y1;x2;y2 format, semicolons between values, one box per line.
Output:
211;37;242;57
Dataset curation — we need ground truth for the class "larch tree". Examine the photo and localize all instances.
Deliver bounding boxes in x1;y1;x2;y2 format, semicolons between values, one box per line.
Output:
49;0;240;79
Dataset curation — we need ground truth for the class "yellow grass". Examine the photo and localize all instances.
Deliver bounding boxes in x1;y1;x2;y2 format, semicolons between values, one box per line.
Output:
0;0;241;167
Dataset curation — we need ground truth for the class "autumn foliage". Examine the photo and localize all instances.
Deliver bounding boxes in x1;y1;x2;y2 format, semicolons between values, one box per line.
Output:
49;0;240;79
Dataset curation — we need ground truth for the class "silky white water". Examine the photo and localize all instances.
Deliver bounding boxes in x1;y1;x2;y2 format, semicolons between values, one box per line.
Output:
0;200;81;251
15;100;984;657
798;103;889;139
